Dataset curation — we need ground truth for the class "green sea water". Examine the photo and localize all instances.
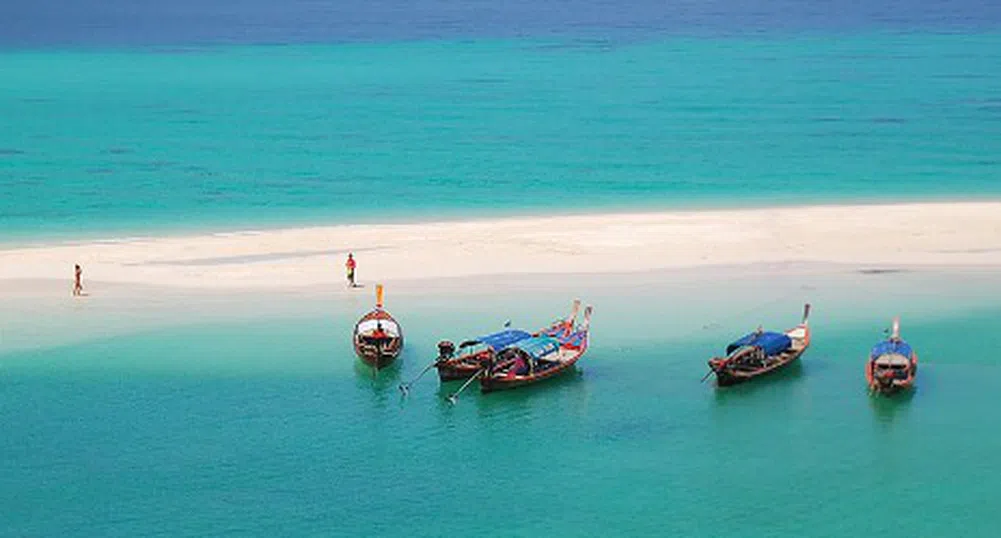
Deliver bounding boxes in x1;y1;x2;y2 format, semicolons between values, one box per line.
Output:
3;32;1001;241
3;271;1001;536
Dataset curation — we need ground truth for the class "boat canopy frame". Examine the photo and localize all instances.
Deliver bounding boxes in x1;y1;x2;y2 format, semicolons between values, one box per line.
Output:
499;336;562;362
725;331;792;357
458;329;532;351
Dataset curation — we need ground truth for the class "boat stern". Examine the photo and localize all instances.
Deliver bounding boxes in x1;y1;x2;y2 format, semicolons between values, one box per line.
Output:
437;361;481;381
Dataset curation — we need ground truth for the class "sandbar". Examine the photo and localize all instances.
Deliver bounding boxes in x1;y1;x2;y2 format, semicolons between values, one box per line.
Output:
2;202;1000;292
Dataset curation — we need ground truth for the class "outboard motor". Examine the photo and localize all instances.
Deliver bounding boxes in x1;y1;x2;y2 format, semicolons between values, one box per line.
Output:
437;340;456;361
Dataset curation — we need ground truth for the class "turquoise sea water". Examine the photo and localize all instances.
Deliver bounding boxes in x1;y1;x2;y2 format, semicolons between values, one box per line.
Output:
3;274;1001;536
4;2;1001;535
3;31;1001;241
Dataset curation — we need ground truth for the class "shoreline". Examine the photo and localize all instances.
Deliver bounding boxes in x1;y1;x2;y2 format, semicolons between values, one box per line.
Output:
3;262;1001;357
3;194;999;250
2;201;1001;292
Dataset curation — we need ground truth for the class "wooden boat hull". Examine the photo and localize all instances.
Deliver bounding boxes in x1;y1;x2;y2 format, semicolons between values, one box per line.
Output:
707;304;811;387
435;304;582;382
713;349;805;386
356;349;401;369
437;349;493;381
866;319;917;395
354;332;403;368
869;379;914;394
480;338;588;393
439;334;564;382
866;360;917;394
353;304;403;370
480;359;577;392
434;304;592;402
437;362;480;381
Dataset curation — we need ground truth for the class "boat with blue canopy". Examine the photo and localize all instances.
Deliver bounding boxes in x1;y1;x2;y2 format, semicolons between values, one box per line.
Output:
430;299;586;383
705;304;811;386
434;328;533;381
726;331;793;357
866;317;917;394
479;304;593;393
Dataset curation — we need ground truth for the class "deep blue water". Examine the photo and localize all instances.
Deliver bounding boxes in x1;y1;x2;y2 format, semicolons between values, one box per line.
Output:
4;0;1001;48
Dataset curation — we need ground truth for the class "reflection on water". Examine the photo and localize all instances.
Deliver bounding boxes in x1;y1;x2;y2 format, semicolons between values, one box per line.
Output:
427;367;587;405
352;357;402;387
350;354;408;417
868;386;916;428
471;368;587;413
710;360;806;403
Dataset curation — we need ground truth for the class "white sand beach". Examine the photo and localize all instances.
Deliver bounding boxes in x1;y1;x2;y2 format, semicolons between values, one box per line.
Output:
3;201;1001;354
2;202;1000;292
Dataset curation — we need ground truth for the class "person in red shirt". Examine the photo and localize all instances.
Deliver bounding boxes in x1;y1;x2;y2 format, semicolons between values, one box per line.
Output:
345;253;357;288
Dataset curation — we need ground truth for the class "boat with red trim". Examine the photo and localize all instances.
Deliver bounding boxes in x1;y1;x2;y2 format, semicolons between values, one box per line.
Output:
434;328;533;381
478;304;592;393
706;304;811;387
353;284;403;371
434;300;585;382
866;317;917;394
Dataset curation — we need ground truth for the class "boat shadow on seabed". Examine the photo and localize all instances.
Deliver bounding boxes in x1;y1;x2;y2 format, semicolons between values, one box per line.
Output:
433;366;587;407
868;384;916;428
711;360;806;402
352;357;402;388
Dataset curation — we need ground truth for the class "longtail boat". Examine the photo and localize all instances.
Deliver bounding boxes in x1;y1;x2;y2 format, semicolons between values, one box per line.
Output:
706;304;811;387
435;300;584;382
435;329;532;381
866;317;917;394
353;284;403;371
479;304;592;393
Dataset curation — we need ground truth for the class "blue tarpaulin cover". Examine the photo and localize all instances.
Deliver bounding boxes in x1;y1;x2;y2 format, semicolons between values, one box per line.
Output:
726;331;792;356
507;336;561;360
870;339;913;359
472;329;532;351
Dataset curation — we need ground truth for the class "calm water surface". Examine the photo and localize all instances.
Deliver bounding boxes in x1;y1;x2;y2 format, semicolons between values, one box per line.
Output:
3;274;1001;536
2;1;1000;240
3;1;1001;535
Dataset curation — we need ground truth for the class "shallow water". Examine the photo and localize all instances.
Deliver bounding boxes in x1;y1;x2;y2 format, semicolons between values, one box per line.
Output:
4;0;1001;533
3;270;1000;536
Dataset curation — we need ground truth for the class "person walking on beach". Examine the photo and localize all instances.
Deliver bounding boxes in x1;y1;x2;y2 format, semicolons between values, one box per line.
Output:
346;253;357;288
73;264;83;296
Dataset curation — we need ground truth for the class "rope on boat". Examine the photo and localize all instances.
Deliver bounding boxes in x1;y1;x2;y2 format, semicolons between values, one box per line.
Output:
446;368;484;404
398;359;439;395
